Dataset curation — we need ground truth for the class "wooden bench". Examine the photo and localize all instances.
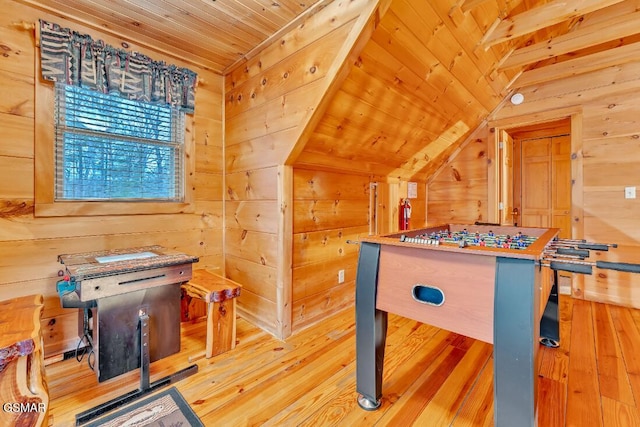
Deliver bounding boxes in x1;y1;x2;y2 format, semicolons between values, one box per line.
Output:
181;270;242;359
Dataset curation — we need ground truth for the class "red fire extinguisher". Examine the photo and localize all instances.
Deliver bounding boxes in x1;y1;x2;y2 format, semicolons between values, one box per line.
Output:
399;198;412;231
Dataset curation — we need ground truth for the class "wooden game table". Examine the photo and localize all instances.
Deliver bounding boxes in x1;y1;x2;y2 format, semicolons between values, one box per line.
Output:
355;224;559;427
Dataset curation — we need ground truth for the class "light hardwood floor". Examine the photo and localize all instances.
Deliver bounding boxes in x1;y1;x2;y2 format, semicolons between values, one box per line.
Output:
46;296;640;426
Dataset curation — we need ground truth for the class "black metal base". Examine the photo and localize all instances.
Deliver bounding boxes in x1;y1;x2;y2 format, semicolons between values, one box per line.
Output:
75;364;198;425
75;309;197;426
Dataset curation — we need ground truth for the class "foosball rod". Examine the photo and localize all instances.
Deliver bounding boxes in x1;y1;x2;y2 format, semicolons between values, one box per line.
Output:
540;259;640;275
552;238;618;251
544;247;590;258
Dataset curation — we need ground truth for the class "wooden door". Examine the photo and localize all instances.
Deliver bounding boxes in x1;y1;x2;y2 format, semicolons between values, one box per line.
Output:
521;138;551;228
518;135;571;238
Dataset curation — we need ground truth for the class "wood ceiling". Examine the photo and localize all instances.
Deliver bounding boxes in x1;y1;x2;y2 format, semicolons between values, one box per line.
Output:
18;0;323;73
17;0;640;178
296;0;640;179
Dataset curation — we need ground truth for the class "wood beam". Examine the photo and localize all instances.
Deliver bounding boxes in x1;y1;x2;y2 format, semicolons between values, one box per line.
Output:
514;41;640;88
389;120;471;178
276;165;292;339
482;0;625;48
500;9;640;70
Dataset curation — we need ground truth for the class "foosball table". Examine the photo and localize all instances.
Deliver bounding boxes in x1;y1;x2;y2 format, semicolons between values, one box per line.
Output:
355;223;640;426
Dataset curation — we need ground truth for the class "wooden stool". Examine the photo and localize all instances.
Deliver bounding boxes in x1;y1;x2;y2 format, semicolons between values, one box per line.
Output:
181;270;242;358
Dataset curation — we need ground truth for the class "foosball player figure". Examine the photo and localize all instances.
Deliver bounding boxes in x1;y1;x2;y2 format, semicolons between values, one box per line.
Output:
479;238;486;247
473;233;481;244
502;241;511;249
488;230;495;237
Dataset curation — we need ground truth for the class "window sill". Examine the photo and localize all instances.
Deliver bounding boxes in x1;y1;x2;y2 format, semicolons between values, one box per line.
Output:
34;201;194;217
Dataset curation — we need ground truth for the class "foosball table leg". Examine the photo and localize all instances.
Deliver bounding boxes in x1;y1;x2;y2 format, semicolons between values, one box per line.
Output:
539;271;560;348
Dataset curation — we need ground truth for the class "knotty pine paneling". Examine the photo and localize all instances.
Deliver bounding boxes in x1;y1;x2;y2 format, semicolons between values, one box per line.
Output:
293;199;369;234
292;169;369;331
428;135;490;225
483;65;640;307
292;253;359;301
224;0;364;93
0;25;35;76
0;156;33;198
225;228;279;268
0;69;34;117
225;253;278;332
225;128;298;173
2;114;33;158
227;78;326;145
194;172;223;202
0;1;224;356
226;168;278;201
225;22;353;120
292;226;365;267
225;200;279;234
291;281;355;331
224;0;372;338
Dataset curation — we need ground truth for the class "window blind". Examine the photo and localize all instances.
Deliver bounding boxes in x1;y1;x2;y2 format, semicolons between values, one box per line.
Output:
54;84;185;201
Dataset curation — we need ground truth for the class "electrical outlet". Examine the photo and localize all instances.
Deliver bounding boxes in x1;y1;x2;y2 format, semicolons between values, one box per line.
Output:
338;269;345;284
625;186;636;199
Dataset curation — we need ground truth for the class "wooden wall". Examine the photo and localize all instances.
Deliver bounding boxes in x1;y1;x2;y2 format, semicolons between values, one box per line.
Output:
291;169;369;329
0;1;224;356
224;0;378;338
429;59;640;308
428;129;490;225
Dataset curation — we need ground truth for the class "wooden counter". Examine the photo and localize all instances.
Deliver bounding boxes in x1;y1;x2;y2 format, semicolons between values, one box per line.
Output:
0;294;49;426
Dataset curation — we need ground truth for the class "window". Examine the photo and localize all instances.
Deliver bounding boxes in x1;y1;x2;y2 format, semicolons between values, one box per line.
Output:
35;82;194;218
54;84;184;202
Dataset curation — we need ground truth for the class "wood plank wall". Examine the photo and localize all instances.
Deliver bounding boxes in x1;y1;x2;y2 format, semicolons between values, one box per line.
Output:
291;169;370;329
0;0;224;356
430;61;640;308
224;0;370;338
428;130;490;225
492;61;640;308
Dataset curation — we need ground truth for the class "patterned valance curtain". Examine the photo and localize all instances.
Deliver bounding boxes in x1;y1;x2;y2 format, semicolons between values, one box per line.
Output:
39;20;197;114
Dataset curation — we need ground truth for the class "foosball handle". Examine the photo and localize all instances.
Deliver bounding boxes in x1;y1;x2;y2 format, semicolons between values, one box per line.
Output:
577;243;616;251
596;261;640;274
549;261;593;275
556;248;590;258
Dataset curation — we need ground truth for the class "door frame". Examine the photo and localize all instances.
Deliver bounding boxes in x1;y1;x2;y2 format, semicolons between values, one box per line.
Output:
488;108;585;296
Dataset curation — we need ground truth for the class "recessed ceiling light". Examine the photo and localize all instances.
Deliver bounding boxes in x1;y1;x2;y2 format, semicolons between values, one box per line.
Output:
510;92;524;105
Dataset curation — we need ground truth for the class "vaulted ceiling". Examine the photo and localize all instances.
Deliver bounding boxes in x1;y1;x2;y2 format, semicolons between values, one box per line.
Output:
20;0;640;179
295;0;640;180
